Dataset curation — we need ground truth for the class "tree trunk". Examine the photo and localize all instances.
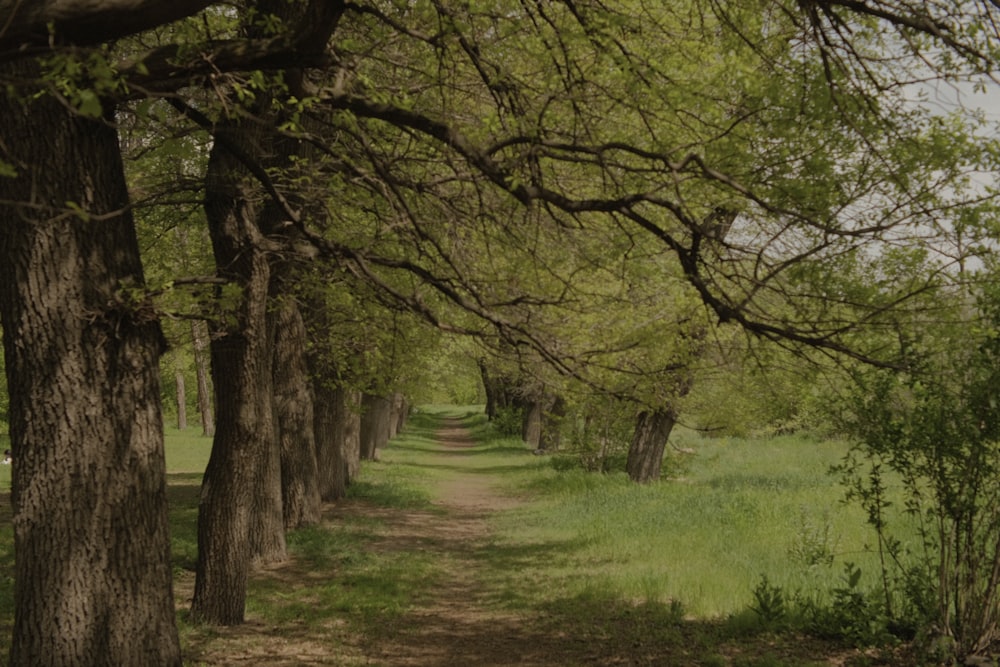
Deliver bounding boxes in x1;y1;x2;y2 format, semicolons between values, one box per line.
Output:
342;389;362;483
0;59;181;665
478;360;519;420
313;382;348;502
249;410;286;566
191;319;215;436
273;299;321;528
522;400;543;449
175;369;188;430
190;116;282;625
625;409;677;483
360;393;391;460
539;395;566;452
313;385;362;500
394;393;409;435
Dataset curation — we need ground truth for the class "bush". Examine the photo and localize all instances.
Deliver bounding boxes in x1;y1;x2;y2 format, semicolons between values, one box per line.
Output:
489;406;524;437
836;308;1000;660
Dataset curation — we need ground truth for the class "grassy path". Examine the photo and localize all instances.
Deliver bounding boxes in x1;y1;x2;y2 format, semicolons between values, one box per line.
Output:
357;417;551;666
177;409;900;666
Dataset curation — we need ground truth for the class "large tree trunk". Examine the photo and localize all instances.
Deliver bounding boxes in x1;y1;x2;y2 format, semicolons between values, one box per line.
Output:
625;409;678;483
313;382;348;502
0;59;181;665
313;385;362;501
273;299;321;528
190;116;283;624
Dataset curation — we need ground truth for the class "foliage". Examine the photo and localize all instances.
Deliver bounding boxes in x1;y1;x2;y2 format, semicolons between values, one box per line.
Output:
799;563;898;649
489;406;524;438
750;575;788;629
835;286;1000;659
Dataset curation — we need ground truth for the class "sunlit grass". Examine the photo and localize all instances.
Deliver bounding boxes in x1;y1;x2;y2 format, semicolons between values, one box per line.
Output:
0;406;909;664
473;426;895;619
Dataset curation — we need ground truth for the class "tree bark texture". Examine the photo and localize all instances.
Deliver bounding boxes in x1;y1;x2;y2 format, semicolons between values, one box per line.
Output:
0;59;181;665
191;319;215;436
312;382;348;502
191;115;282;625
360;393;391;460
0;0;213;51
272;299;321;529
625;409;678;483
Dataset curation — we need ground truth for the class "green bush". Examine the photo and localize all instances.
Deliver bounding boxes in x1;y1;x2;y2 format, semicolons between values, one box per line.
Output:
489;406;524;437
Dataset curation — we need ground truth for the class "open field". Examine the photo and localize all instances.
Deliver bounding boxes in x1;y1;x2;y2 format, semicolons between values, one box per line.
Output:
0;408;910;665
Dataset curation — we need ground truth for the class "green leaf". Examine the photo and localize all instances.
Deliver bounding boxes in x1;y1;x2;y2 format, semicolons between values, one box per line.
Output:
76;90;103;118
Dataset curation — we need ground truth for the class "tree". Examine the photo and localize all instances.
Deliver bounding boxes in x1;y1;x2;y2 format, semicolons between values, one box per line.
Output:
0;58;182;665
4;0;997;644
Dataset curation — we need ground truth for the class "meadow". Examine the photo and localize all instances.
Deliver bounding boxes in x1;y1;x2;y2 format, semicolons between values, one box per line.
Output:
383;409;891;622
0;408;907;664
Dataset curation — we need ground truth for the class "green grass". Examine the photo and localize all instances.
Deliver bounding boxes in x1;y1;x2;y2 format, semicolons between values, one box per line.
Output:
0;408;910;665
484;428;885;618
163;426;214;473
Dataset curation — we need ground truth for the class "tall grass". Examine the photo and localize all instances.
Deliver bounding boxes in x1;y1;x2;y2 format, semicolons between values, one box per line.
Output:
479;425;895;619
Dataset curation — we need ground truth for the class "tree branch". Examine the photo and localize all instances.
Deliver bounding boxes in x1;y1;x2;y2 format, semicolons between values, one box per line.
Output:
0;0;214;54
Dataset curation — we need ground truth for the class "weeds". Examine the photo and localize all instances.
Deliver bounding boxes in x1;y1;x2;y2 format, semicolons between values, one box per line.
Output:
750;575;787;629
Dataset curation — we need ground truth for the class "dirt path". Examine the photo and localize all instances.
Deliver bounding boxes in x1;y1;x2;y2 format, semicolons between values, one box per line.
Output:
356;418;559;667
181;417;891;666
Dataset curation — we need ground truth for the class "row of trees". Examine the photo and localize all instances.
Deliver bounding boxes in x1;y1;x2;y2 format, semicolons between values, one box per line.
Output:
1;0;1000;664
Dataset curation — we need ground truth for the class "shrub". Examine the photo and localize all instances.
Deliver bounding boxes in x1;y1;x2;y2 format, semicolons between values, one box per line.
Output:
490;406;524;437
836;312;1000;660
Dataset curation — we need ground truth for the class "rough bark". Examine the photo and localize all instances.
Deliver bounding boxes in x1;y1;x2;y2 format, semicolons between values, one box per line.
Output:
0;59;181;665
249;401;286;567
313;382;348;502
0;0;213;51
625;409;678;483
190;115;281;625
191;2;345;621
312;385;362;501
191;319;215;436
360;393;391;460
273;299;321;528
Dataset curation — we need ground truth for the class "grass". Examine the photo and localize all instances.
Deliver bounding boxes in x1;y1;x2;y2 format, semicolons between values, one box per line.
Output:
485;427;886;618
0;408;911;665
